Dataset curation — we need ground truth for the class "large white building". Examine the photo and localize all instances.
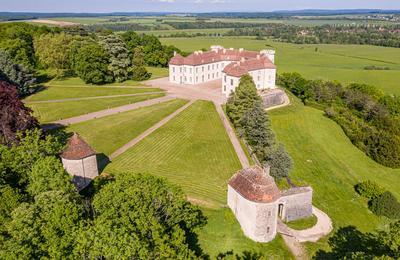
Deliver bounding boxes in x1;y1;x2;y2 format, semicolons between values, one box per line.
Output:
169;45;277;97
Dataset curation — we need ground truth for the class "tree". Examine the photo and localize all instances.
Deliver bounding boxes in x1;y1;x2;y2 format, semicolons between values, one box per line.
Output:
266;144;293;180
1;191;83;259
369;191;400;219
0;81;38;145
76;173;206;259
381;221;400;258
131;47;151;81
239;101;276;161
99;34;132;82
226;75;261;126
73;43;113;84
34;33;74;71
0;185;23;237
27;156;75;197
0;50;35;96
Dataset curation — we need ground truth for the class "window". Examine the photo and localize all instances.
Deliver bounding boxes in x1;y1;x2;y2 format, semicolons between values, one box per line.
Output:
267;227;270;234
202;66;204;72
217;64;219;69
208;74;210;80
224;85;226;91
224;76;227;82
190;68;192;73
268;211;271;217
230;79;233;85
212;64;214;70
190;77;192;82
173;76;175;81
212;73;214;78
173;67;175;73
202;75;204;82
196;77;198;82
196;67;198;73
208;65;210;70
184;76;187;82
180;68;182;73
258;76;261;81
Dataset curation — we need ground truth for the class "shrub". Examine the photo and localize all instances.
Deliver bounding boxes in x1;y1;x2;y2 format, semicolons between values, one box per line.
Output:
369;191;400;219
354;180;385;199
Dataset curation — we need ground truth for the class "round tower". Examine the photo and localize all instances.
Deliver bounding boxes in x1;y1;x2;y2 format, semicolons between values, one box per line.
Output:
61;133;98;191
227;165;281;242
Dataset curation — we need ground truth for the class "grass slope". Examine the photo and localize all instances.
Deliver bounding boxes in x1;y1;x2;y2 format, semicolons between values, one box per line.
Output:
25;86;162;101
198;208;293;259
106;100;242;207
160;37;400;95
66;99;188;156
268;94;400;254
27;93;164;123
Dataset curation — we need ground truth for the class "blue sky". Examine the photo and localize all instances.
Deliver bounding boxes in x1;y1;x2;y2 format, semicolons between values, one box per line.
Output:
1;0;400;13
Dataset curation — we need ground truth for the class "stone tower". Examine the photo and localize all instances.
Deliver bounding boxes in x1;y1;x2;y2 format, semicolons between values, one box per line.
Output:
61;133;99;191
227;166;281;242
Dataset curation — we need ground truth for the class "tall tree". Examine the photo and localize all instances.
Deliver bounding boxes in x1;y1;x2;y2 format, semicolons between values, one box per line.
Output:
0;81;38;146
76;173;206;259
34;33;74;71
131;47;151;81
0;50;35;96
266;144;293;180
99;34;132;82
1;191;83;259
226;75;261;127
73;43;113;84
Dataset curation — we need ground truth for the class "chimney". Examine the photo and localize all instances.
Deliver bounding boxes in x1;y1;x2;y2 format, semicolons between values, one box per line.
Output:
173;51;177;56
240;57;245;63
257;54;260;59
239;48;244;52
223;49;226;54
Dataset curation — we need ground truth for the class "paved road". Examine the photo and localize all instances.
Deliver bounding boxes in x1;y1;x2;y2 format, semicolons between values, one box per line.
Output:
110;100;195;159
25;92;165;104
43;96;175;129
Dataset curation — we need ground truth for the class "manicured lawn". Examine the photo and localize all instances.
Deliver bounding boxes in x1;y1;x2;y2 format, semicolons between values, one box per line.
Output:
25;86;163;101
27;93;165;123
66;99;188;156
268;93;400;255
286;215;318;230
160;37;400;95
197;208;293;259
106;100;242;207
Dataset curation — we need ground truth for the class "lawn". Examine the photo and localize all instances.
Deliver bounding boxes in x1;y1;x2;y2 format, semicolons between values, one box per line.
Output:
160;37;400;95
27;93;165;123
197;208;293;259
66;99;188;156
24;86;163;102
268;93;400;255
105;100;242;207
286;215;318;230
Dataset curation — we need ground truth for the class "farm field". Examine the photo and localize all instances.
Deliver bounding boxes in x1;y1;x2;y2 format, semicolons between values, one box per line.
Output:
27;93;164;123
268;93;400;255
161;37;400;95
66;99;188;156
105;100;242;207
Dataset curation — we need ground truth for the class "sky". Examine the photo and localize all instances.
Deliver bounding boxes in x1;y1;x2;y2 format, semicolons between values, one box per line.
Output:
1;0;400;13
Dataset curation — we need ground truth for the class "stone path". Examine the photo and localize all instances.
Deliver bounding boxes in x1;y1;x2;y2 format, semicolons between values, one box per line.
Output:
278;206;333;259
215;104;250;168
110;100;195;160
25;92;165;104
43;96;175;129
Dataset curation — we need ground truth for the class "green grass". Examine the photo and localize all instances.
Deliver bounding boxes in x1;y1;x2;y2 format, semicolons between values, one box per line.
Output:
160;37;400;95
25;86;162;102
268;93;400;256
106;100;242;207
27;93;164;123
197;208;293;259
286;215;318;230
66;99;188;156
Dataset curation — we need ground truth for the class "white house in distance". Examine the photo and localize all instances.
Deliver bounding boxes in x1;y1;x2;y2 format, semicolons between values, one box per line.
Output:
169;45;277;97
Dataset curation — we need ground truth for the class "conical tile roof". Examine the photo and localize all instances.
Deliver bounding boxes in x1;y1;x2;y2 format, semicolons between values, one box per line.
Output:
61;133;96;160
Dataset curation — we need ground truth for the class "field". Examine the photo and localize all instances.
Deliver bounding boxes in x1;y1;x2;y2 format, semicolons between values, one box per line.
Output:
66;99;188;156
27;93;164;123
106;100;242;207
269;93;400;255
160;37;400;95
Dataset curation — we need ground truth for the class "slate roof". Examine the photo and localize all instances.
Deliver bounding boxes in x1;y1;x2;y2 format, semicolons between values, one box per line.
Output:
61;133;96;160
229;166;281;203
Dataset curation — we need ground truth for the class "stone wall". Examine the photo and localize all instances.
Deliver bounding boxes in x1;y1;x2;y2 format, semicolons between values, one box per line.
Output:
279;187;313;222
228;185;278;242
62;155;99;191
260;89;286;108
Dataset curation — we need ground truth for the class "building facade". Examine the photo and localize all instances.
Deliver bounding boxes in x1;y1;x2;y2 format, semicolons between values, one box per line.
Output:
227;166;313;243
169;46;276;97
61;133;99;191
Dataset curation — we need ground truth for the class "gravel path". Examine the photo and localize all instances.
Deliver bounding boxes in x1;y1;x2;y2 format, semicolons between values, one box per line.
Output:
43;96;175;129
110;100;194;159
